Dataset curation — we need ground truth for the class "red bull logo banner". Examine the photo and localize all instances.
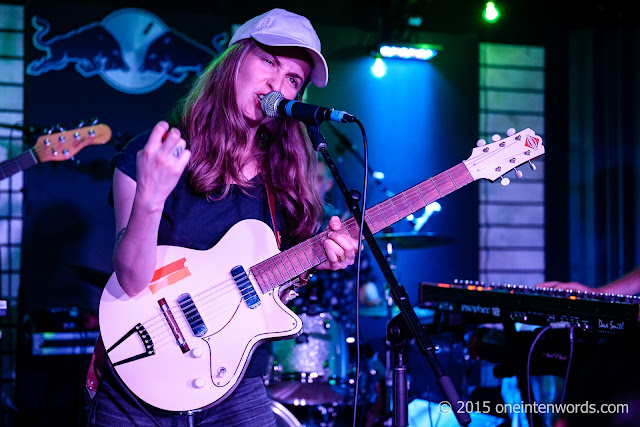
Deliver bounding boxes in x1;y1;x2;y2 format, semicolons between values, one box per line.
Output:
27;8;227;94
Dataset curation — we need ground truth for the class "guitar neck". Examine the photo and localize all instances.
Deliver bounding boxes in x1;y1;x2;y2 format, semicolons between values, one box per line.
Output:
251;162;474;293
0;149;38;180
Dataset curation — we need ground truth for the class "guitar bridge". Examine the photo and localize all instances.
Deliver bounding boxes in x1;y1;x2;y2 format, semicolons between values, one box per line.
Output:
158;297;190;353
231;265;261;309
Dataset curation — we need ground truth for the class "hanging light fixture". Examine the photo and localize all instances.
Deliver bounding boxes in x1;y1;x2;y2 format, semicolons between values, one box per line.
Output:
377;43;442;61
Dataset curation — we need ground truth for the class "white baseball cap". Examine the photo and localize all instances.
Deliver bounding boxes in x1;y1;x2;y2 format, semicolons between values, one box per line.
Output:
229;8;328;87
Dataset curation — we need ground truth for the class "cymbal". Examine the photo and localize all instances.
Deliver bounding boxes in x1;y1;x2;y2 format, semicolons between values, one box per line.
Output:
374;232;454;249
267;381;347;406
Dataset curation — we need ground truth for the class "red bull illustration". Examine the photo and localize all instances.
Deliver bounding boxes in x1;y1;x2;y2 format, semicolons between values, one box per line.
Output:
27;8;227;94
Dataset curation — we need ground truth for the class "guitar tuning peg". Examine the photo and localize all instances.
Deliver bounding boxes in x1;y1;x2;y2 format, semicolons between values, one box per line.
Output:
90;117;100;125
500;176;510;186
77;120;85;128
491;134;501;142
56;124;65;132
506;128;516;136
476;139;486;147
515;169;523;178
529;161;537;171
46;127;53;135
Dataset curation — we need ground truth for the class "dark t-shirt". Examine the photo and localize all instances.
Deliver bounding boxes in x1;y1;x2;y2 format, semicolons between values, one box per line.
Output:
111;132;286;377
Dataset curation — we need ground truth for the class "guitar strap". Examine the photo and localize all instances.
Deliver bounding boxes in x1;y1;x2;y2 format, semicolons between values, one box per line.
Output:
266;185;316;287
85;334;104;398
265;184;281;250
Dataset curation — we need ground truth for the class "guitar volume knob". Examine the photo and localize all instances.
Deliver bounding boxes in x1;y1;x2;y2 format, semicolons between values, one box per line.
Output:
190;347;203;358
192;378;206;389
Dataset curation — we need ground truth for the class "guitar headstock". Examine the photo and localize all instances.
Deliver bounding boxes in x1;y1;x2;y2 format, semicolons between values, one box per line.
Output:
33;124;112;163
463;128;544;183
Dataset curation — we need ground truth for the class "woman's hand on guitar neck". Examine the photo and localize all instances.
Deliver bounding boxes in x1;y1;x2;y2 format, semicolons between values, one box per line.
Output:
317;216;359;271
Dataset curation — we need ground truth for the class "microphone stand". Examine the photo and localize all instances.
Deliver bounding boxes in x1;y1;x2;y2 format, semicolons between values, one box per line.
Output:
0;123;39;134
305;123;471;427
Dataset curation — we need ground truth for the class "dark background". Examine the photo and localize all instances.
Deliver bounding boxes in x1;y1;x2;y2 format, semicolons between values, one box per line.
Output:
6;0;640;424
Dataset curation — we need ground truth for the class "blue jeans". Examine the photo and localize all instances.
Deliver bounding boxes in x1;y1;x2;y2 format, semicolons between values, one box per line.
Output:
88;371;276;427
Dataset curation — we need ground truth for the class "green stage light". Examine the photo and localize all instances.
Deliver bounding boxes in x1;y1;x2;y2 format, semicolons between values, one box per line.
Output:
484;1;500;23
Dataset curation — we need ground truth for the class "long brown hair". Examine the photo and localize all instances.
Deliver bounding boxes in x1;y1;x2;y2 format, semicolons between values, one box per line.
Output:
175;39;322;242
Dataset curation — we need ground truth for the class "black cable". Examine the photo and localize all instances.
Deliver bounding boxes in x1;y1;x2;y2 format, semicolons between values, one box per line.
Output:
559;325;575;404
351;118;368;427
525;324;553;427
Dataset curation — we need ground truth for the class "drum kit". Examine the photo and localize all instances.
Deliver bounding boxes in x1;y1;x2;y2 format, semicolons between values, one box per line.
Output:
266;231;452;427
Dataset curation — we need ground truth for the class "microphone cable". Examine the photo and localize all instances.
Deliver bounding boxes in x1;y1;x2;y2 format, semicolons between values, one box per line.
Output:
351;118;368;427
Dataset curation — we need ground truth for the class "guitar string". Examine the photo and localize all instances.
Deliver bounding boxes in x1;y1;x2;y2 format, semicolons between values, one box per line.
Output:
141;246;321;339
148;265;324;351
110;142;539;382
144;294;245;350
143;273;288;351
112;143;533;344
126;180;450;341
136;237;316;330
138;231;333;346
106;134;533;351
155;162;471;333
141;177;454;343
123;219;417;349
150;300;242;350
161;229;332;321
139;255;314;342
472;154;530;179
143;230;351;350
141;278;247;337
117;163;480;349
143;182;455;346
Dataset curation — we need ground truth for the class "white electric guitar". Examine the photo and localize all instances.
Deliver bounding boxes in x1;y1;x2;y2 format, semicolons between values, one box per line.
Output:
99;128;544;412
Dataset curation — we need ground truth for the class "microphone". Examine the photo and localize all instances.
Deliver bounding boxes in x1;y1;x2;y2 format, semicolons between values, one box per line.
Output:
261;91;355;125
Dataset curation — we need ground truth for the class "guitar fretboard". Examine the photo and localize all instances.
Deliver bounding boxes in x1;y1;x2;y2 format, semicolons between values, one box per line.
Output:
251;162;474;293
0;150;38;179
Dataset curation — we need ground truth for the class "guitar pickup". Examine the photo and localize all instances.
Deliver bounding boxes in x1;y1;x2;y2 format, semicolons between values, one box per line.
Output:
177;293;208;337
231;265;261;309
